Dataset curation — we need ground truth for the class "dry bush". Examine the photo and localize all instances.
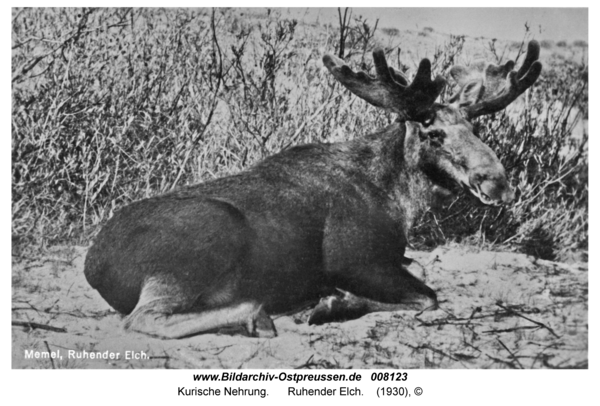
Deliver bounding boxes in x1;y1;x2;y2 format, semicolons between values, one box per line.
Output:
12;8;588;262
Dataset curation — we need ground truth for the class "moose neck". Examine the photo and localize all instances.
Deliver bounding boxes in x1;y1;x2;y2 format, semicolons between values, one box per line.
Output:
347;121;433;231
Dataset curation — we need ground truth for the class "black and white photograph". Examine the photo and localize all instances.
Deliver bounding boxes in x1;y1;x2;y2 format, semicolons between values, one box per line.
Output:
11;5;589;381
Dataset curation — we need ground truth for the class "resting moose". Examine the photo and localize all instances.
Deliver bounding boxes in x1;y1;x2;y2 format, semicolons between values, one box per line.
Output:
84;41;542;339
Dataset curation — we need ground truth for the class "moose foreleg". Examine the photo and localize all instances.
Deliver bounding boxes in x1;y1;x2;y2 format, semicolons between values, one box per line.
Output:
309;289;421;325
330;262;438;310
319;211;437;325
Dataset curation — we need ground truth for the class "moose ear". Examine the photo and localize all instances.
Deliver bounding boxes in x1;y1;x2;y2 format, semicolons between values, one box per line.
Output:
452;79;484;108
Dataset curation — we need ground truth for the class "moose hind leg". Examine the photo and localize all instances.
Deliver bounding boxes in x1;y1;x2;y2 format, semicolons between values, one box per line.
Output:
124;277;276;339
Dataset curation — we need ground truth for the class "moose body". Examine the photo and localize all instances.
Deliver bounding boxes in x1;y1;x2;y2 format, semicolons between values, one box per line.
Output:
85;42;541;339
85;123;437;337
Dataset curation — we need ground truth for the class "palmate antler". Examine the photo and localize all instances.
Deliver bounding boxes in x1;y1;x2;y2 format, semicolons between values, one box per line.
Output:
449;40;542;119
323;49;446;120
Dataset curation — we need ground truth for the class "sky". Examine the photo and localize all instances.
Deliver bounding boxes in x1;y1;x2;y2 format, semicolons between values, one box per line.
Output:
284;8;588;42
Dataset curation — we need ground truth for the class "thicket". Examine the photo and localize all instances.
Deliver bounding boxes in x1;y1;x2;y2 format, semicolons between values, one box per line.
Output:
12;8;588;261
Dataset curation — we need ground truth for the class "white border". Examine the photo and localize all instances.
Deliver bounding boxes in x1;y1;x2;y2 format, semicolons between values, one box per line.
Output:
5;2;594;404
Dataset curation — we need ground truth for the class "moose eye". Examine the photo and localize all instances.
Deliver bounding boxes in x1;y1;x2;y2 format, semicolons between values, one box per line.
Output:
423;114;435;127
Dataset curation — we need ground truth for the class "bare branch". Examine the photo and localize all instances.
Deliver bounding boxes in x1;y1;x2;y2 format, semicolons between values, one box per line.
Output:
12;320;67;333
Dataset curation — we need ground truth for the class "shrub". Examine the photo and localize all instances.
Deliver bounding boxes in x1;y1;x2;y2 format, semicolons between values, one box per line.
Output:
12;8;588;262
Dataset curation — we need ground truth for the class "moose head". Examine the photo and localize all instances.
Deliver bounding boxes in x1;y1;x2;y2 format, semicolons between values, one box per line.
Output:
323;41;542;206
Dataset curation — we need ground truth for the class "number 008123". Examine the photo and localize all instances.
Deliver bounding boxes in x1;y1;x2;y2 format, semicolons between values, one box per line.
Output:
370;372;407;381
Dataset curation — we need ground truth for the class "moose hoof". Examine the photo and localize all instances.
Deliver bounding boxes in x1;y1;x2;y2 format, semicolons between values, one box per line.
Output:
248;308;277;338
308;296;343;325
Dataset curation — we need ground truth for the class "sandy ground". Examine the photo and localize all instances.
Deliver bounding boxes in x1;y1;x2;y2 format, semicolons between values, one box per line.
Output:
12;245;587;369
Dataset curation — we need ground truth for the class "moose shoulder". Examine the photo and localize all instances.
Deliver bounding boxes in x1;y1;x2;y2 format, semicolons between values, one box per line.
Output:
84;42;541;339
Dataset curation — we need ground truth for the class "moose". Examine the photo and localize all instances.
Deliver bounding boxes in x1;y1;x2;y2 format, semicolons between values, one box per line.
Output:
84;41;542;339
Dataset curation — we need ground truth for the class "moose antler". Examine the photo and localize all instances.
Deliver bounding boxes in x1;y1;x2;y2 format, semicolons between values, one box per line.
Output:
323;49;446;120
449;40;542;120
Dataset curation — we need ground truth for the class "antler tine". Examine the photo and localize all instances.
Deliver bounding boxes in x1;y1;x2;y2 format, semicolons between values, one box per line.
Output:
413;59;432;85
323;52;392;111
372;49;396;85
373;48;410;87
411;59;447;109
323;48;445;119
517;40;541;79
455;40;542;120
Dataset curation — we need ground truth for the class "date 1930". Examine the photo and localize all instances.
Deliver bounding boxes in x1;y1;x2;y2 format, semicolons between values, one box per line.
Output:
377;387;411;398
370;372;407;381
